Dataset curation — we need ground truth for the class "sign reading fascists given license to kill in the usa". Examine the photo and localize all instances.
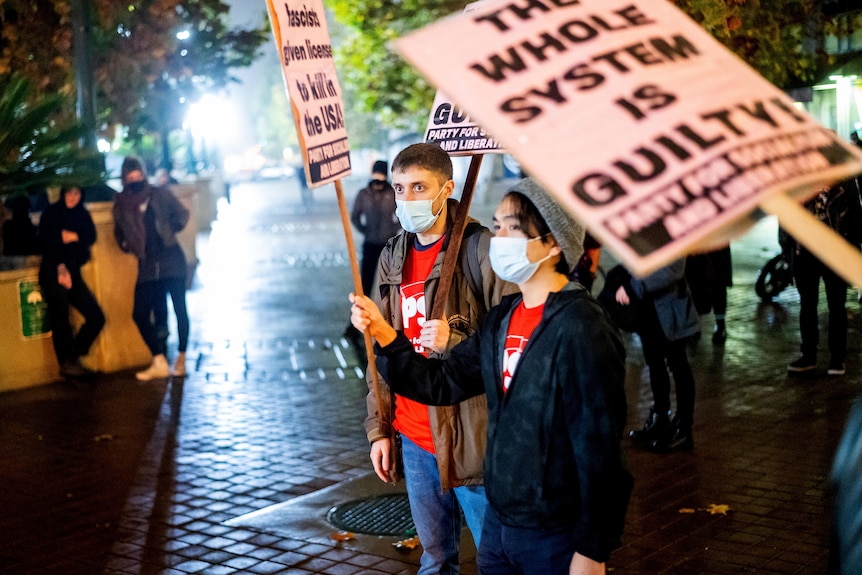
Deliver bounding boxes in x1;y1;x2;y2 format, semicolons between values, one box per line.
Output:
396;0;862;276
266;0;351;187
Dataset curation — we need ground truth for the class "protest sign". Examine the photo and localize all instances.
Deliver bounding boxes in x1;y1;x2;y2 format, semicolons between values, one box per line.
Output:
424;90;503;155
266;1;384;422
396;0;862;278
423;2;504;156
266;0;351;187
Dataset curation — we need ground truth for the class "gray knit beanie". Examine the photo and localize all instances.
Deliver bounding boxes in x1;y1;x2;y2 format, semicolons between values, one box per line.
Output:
510;177;585;274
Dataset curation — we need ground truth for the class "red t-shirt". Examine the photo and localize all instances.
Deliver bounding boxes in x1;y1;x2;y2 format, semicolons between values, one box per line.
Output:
394;236;445;453
502;301;544;393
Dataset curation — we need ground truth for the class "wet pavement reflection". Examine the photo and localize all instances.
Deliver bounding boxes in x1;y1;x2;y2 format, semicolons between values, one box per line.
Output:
0;175;859;574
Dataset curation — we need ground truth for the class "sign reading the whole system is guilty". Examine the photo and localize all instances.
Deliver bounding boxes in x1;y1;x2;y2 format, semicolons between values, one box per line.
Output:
396;0;862;275
266;0;351;187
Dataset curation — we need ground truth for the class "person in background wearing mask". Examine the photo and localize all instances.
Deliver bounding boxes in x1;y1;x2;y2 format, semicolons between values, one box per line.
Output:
362;142;515;575
344;159;401;356
39;186;105;379
113;157;190;380
350;159;401;296
350;177;631;575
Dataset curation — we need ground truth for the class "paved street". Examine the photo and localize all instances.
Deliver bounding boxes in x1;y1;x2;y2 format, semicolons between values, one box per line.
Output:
1;173;860;574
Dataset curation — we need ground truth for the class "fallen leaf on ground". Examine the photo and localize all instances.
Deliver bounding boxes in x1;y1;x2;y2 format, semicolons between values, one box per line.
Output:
702;504;731;515
393;535;421;553
330;531;354;541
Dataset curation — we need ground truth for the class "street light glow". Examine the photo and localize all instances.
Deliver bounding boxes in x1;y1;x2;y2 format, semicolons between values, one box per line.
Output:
177;30;191;41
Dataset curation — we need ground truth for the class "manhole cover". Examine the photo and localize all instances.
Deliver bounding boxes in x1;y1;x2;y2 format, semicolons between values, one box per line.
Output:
327;494;415;536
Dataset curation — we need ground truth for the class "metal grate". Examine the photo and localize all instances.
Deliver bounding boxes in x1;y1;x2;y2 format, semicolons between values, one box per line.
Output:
326;494;415;536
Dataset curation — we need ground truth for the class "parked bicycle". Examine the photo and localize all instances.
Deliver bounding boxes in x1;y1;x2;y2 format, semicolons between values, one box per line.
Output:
755;228;794;302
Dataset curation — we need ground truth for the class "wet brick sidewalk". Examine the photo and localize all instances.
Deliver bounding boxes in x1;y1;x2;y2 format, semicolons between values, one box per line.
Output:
1;176;860;574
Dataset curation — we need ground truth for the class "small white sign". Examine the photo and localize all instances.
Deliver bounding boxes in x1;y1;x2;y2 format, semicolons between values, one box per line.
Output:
424;90;503;155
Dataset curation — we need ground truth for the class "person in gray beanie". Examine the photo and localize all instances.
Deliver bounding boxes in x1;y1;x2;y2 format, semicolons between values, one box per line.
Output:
349;177;632;575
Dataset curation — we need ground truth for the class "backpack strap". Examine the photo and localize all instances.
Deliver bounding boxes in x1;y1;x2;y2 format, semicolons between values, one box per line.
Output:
461;221;486;305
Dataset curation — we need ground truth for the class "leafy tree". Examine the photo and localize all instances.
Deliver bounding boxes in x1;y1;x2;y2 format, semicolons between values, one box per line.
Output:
0;0;268;164
329;0;464;132
0;73;103;196
328;0;860;130
673;0;861;88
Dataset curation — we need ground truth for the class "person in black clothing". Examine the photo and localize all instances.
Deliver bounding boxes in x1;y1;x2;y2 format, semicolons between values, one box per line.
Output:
570;232;601;293
350;160;401;296
3;194;40;256
685;245;733;343
114;157;190;380
38;186;105;379
619;260;700;452
787;176;862;376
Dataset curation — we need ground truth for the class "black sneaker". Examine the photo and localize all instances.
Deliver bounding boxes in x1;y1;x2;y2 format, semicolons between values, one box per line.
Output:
630;409;671;446
60;359;93;380
787;356;816;373
827;361;846;376
650;418;694;453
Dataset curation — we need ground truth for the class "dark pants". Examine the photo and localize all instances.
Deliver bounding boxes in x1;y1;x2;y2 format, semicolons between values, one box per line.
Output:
638;303;696;426
477;506;578;575
361;242;386;296
794;249;848;363
134;277;189;355
41;271;105;364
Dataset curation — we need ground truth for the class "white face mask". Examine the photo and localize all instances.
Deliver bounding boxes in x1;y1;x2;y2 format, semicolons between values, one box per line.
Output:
489;236;551;284
395;185;446;233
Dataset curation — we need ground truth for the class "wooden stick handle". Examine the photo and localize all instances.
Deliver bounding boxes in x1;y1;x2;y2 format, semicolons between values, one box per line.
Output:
429;154;484;320
760;194;862;288
334;179;386;427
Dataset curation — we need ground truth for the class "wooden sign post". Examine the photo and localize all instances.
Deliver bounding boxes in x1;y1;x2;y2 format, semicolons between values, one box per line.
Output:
265;0;384;422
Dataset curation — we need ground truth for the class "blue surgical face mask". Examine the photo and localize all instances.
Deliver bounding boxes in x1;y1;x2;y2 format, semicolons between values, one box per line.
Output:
395;185;446;233
489;235;551;284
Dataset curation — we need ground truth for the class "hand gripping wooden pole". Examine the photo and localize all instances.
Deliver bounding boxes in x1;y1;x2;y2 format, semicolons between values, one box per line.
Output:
334;179;386;425
429;154;485;321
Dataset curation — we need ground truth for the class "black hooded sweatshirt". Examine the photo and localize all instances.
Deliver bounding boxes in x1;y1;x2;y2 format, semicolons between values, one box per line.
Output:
38;189;97;280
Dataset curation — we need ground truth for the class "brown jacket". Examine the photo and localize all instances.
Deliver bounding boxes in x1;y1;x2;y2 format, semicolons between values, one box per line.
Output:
364;199;516;489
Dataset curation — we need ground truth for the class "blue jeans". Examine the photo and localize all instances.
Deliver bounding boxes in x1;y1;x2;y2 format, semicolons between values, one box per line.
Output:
477;506;578;575
401;435;488;575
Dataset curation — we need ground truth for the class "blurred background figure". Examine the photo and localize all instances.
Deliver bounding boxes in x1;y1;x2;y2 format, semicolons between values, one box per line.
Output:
114;157;190;381
38;186;104;379
618;259;700;453
787;176;862;376
570;231;601;293
686;245;733;344
350;160;400;296
2;194;40;256
344;160;400;356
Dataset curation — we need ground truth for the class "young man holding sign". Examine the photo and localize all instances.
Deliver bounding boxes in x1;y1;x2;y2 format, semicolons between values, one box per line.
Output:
362;143;514;574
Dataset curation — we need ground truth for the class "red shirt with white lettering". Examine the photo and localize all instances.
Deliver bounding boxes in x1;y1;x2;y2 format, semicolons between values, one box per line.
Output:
502;301;544;393
394;236;445;453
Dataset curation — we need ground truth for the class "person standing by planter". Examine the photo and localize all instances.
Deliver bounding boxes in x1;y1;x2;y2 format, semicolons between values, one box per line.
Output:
113;157;190;380
38;186;105;379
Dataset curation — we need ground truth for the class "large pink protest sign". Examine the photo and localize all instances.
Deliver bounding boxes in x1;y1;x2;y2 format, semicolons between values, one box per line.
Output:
396;0;862;276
